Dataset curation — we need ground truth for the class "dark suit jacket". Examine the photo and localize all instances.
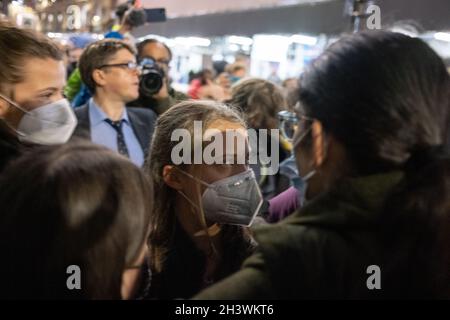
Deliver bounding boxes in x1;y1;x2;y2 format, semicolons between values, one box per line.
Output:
72;104;157;158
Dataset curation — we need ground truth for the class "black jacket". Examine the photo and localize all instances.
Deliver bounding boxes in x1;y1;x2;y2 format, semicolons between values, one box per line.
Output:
147;221;256;300
0;121;23;173
195;171;425;299
72;104;157;158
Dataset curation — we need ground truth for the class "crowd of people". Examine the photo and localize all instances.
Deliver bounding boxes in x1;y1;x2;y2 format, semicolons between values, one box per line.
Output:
0;8;449;300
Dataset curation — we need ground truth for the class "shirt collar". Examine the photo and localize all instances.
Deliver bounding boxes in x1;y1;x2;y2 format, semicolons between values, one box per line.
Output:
88;98;129;126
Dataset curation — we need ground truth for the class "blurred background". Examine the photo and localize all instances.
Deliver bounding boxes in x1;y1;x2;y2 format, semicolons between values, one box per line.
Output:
2;0;449;92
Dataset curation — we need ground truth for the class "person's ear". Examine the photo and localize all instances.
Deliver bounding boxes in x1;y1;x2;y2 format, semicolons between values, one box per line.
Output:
92;69;107;88
162;165;184;190
311;120;327;168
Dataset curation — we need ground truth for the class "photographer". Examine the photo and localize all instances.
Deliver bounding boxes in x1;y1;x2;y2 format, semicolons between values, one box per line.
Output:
105;3;146;44
131;39;188;115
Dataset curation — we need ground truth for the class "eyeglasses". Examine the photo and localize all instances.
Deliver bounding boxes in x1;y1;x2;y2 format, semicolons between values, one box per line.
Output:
278;110;314;141
142;56;170;66
98;61;141;72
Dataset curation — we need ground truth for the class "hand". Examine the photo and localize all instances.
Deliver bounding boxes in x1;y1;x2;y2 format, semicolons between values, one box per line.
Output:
152;78;169;100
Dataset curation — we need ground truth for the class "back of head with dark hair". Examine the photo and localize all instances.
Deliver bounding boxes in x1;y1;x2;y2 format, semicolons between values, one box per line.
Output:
115;3;131;22
0;142;152;299
300;31;449;173
230;78;286;129
123;8;146;28
299;31;450;297
79;39;136;94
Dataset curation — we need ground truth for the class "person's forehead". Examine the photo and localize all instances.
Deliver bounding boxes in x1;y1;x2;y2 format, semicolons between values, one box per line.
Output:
108;48;136;62
20;58;66;89
142;42;170;59
203;120;248;155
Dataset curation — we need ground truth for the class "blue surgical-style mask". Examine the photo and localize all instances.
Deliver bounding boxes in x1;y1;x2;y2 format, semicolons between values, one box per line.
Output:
292;123;316;205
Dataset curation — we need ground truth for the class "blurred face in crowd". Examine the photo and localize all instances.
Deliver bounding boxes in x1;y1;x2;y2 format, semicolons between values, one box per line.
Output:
216;72;231;89
233;68;246;78
93;48;140;103
68;48;83;64
140;42;171;76
0;57;66;128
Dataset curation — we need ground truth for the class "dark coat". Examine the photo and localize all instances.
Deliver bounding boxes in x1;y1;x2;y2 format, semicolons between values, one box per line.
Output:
0;121;23;173
72;104;157;158
195;171;417;299
147;221;256;300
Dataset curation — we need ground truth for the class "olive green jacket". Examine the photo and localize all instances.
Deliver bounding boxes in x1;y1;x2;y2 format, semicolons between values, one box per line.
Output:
195;171;405;299
153;87;189;115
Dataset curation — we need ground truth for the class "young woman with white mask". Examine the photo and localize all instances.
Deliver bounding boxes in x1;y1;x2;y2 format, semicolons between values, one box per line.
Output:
0;22;77;153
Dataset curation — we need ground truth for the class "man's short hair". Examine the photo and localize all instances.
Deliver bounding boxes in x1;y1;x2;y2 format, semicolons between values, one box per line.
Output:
79;39;136;94
137;38;172;62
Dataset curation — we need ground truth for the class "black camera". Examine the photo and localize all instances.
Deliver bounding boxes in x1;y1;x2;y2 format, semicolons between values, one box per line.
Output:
139;58;164;98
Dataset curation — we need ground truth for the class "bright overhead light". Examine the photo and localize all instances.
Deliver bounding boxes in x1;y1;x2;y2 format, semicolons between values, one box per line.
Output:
212;54;224;61
434;32;450;42
47;32;62;38
289;34;318;46
229;44;239;52
174;37;211;47
228;36;253;46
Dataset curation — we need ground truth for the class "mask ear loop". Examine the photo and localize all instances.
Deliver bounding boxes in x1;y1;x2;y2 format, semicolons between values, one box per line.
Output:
194;179;219;258
293;119;329;182
292;120;316;180
174;167;220;257
0;93;27;137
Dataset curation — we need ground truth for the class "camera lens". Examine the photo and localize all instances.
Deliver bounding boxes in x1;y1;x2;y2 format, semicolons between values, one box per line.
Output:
139;59;164;97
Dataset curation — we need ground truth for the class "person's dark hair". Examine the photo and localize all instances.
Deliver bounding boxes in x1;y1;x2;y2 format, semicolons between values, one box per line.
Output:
0;142;153;299
0;21;63;94
144;100;255;298
298;31;450;297
137;38;172;61
123;8;146;28
79;39;136;94
230;78;286;129
0;120;22;172
115;3;131;22
198;69;213;86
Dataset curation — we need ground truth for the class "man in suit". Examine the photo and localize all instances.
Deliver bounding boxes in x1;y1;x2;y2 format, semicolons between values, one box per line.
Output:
73;39;156;167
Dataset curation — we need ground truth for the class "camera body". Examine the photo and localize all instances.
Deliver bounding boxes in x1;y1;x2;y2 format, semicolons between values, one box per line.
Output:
139;58;164;98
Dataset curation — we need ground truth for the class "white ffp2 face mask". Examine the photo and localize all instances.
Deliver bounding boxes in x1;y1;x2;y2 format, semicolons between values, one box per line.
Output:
0;94;77;145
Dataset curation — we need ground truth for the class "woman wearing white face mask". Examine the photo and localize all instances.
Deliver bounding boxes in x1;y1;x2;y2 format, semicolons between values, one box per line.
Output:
144;100;261;299
0;22;77;164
